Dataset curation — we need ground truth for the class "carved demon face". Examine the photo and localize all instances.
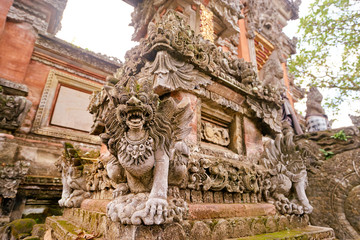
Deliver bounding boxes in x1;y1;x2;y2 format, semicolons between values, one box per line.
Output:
115;91;156;130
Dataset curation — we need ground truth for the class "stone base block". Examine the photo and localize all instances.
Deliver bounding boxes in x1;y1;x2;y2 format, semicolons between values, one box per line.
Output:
46;206;311;240
234;225;335;240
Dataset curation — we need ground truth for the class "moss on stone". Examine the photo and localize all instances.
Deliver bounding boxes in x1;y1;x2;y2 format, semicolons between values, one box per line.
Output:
57;220;78;235
23;236;40;240
8;218;36;238
236;229;309;240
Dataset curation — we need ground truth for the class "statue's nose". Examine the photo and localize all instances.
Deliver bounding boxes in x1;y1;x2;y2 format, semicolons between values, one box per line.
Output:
126;96;141;106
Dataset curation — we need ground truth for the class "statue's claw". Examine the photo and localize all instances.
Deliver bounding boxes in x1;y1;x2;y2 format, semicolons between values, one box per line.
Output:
144;198;168;225
113;183;129;198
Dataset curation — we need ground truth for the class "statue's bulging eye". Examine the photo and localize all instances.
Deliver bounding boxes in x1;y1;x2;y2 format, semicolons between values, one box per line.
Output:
138;94;148;104
119;95;129;104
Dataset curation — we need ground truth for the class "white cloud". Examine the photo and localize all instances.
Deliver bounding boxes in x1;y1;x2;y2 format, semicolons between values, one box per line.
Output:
56;0;137;61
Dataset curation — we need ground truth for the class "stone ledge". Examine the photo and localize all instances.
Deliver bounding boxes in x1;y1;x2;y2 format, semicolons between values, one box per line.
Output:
0;77;28;96
188;203;276;220
80;199;276;220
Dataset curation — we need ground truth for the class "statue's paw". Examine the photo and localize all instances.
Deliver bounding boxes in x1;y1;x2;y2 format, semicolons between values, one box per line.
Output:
64;199;74;208
107;201;120;222
143;198;168;225
58;198;65;207
303;204;313;214
113;183;129;198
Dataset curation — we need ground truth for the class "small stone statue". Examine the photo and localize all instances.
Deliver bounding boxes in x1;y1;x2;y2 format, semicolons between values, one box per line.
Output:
56;143;91;208
261;122;313;215
349;114;360;127
305;87;329;132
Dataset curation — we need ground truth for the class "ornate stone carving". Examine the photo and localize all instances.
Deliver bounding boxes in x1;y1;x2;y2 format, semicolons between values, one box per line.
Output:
201;122;230;146
56;143;92;208
244;0;299;58
7;0;68;34
86;156;118;192
208;0;244;34
246;97;282;133
144;51;211;95
95;78;192;225
258;50;285;91
305;87;329;132
7;5;48;32
260;122;313;215
0;161;30;199
0;78;28;97
123;10;258;91
187;155;264;199
0;87;32;131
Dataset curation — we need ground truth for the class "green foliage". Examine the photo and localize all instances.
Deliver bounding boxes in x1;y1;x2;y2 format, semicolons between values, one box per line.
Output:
289;0;360;114
319;148;334;159
330;129;351;141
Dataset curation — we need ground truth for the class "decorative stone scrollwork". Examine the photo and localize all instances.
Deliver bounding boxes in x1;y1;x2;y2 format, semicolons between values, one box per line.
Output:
208;0;244;34
246;97;282;133
349;114;360;127
0;87;32;131
187;155;264;198
145;51;211;95
201;122;230;146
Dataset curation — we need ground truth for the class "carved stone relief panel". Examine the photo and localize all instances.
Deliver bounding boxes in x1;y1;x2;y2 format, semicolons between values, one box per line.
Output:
200;102;243;152
32;70;102;144
201;121;230;146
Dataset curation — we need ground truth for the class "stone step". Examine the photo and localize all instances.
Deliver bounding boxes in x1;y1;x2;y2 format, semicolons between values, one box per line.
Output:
56;207;310;239
230;225;335;240
45;216;101;240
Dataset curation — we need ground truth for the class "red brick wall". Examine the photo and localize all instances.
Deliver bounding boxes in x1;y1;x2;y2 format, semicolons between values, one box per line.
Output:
0;21;36;83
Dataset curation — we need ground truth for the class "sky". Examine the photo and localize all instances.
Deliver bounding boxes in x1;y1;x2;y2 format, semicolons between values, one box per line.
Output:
56;0;355;128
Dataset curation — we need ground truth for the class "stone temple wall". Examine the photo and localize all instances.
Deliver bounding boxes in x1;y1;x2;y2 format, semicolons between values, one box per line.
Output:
295;126;360;239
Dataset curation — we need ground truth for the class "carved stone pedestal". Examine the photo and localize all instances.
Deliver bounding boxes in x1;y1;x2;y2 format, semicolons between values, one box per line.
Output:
45;199;335;240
